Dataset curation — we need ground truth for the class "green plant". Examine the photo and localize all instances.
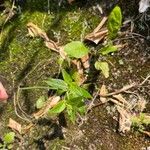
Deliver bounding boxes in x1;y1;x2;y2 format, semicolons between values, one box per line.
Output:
95;6;122;77
131;113;150;131
99;5;122;55
0;132;15;150
45;69;92;123
107;5;122;39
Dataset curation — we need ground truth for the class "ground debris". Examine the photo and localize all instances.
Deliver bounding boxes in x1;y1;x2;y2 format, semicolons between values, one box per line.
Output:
85;17;108;44
27;22;59;52
8;118;22;134
93;75;150;133
33;96;60;119
117;106;132;133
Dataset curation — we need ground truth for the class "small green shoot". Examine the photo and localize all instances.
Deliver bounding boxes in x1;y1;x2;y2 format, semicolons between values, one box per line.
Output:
107;6;122;39
0;132;15;150
131;113;150;130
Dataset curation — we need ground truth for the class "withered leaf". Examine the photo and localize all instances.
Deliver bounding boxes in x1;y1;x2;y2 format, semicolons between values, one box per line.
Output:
27;22;49;41
81;54;90;69
33;96;60;119
85;17;108;44
117;106;132;133
8;118;22;134
99;85;108;103
113;94;129;105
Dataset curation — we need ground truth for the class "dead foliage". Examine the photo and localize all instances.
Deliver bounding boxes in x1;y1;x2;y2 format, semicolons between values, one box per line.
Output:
33;96;60;119
85;17;108;44
91;75;150;133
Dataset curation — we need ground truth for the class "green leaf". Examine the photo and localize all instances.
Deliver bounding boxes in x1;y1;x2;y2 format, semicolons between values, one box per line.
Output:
107;6;122;39
95;61;109;78
67;96;84;106
66;105;76;123
64;41;89;58
71;71;81;85
36;96;46;109
100;45;118;55
3;132;15;144
45;78;68;91
62;69;72;84
69;83;92;98
78;106;86;115
48;100;66;114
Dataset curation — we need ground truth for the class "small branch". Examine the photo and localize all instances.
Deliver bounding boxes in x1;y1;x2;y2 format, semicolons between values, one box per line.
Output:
140;74;150;86
87;89;100;112
100;83;137;97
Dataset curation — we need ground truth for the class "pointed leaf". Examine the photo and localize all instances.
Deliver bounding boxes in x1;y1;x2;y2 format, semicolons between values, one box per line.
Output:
107;6;122;39
66;105;76;123
48;100;66;114
62;69;72;84
45;78;68;91
69;83;92;98
100;45;118;55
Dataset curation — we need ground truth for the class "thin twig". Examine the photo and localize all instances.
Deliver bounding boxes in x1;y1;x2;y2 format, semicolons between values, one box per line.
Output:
87;89;100;112
100;83;137;97
140;74;150;86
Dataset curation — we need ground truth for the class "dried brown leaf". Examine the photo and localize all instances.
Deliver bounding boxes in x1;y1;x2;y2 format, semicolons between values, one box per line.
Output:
81;54;90;69
113;94;129;105
85;17;108;44
8;118;22;134
27;22;60;53
93;17;107;33
33;96;60;119
45;40;59;52
59;46;67;59
100;84;108;95
99;85;108;103
85;29;108;44
27;22;49;41
117;106;132;133
76;60;84;75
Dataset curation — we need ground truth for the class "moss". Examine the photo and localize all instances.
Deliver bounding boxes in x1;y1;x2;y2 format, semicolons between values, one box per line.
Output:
60;9;100;42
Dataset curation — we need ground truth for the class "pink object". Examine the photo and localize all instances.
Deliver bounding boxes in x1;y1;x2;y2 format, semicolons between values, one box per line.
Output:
0;82;8;101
